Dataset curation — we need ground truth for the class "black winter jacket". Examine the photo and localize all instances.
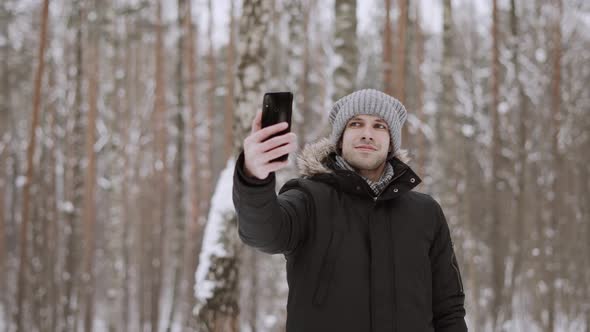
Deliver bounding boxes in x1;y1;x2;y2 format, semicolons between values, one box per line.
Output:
232;138;467;332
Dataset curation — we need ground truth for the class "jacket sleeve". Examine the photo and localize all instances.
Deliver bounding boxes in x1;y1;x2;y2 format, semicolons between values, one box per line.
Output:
232;151;312;255
430;200;467;332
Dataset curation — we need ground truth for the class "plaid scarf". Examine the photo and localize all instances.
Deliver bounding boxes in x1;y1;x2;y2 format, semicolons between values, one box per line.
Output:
333;155;395;197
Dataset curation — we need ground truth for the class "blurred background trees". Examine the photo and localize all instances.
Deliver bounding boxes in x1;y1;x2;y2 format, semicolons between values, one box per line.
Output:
0;0;589;331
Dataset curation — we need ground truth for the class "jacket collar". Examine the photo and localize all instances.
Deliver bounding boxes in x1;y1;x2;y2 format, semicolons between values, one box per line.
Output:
296;138;422;200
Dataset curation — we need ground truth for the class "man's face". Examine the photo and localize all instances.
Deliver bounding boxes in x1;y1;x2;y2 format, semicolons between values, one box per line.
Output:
339;114;391;172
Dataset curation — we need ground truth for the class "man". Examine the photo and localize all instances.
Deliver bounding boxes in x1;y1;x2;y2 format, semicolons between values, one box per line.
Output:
233;89;467;331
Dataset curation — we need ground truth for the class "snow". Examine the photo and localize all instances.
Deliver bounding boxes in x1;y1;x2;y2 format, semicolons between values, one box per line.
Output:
93;131;109;153
243;65;262;90
461;124;475;138
263;314;278;328
15;175;27;188
535;48;547;63
194;157;236;303
97;177;111;190
154;160;164;171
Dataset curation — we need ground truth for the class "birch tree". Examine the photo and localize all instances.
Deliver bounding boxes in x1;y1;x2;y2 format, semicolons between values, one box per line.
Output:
194;1;272;331
224;0;237;160
181;1;203;328
165;1;188;330
333;0;357;100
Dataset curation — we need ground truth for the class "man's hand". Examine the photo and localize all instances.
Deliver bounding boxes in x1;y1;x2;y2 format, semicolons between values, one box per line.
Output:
243;110;297;180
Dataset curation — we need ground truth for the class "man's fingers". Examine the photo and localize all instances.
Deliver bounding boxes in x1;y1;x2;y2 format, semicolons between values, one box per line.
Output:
263;142;296;163
245;142;293;178
250;110;262;135
259;132;296;153
251;121;289;143
244;114;294;178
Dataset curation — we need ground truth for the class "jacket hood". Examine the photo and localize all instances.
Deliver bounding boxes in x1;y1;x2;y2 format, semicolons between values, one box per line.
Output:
296;137;411;178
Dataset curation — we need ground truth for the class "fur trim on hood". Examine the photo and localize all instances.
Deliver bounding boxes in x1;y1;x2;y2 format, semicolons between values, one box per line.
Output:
296;137;410;177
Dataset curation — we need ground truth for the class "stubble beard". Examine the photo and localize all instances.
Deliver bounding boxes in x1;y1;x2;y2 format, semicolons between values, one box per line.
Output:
342;148;388;172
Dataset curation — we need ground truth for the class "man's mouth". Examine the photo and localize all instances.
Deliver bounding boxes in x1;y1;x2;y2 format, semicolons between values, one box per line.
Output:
355;145;377;151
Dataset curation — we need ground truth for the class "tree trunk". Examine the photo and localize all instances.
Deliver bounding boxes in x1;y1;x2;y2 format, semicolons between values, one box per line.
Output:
203;0;216;215
248;251;259;331
165;0;187;330
490;0;505;328
47;61;60;332
0;149;4;322
181;1;203;328
100;15;126;331
585;146;590;332
194;1;273;331
395;0;408;103
152;0;168;331
438;0;459;187
121;19;134;330
505;0;528;326
31;61;59;332
0;4;9;319
128;21;148;331
224;0;236;161
14;0;49;330
414;1;425;177
136;137;151;332
382;0;393;96
0;119;6;325
30;174;43;331
333;0;358;100
439;0;454;146
286;0;306;147
82;8;99;329
397;0;409;145
62;2;85;330
547;1;563;331
299;1;312;146
138;178;151;332
437;0;460;255
464;3;481;327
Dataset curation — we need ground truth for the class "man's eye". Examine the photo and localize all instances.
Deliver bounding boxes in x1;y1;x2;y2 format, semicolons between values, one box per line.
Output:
376;124;387;129
349;122;360;127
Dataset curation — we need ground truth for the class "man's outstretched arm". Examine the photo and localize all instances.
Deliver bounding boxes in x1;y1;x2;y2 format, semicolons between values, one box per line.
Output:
232;110;310;255
233;151;311;255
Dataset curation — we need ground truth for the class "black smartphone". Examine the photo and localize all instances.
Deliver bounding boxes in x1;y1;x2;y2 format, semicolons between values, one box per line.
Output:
261;92;293;162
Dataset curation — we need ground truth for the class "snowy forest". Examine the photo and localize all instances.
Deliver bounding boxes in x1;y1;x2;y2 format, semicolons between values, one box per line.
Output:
0;0;589;331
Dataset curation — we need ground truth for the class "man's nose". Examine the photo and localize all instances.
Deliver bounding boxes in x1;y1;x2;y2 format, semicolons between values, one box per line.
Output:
361;127;374;140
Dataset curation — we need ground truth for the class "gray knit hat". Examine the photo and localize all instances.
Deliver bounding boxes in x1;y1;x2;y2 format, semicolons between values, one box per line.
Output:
329;89;407;159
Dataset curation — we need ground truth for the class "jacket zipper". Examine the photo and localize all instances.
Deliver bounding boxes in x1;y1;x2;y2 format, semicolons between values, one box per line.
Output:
369;199;397;331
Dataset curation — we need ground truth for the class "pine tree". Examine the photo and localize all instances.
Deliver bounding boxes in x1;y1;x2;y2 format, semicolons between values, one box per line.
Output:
14;0;50;330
